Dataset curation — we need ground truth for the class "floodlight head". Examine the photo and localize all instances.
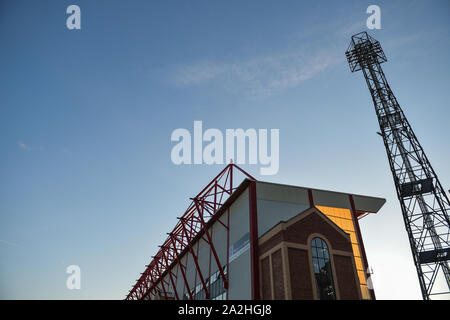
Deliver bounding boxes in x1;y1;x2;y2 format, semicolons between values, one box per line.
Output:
345;31;387;72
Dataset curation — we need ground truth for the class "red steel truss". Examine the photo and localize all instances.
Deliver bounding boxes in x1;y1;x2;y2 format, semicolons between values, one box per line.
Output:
126;164;256;300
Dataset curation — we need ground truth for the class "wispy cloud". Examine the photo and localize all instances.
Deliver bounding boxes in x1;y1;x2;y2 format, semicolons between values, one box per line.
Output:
17;140;45;152
170;18;406;99
18;140;32;151
171;49;340;99
0;239;23;249
173;63;226;86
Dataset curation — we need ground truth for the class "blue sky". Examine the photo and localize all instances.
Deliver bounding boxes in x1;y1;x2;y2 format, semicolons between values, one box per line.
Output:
1;0;449;299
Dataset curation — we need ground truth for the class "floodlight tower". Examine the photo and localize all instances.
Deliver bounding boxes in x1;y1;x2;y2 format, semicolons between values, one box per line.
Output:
346;32;450;300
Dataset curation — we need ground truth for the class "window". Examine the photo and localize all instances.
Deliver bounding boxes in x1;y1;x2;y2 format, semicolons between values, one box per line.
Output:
311;237;336;300
185;266;227;300
315;206;370;299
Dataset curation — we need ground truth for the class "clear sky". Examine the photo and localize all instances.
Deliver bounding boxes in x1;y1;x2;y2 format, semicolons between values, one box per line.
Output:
1;0;449;299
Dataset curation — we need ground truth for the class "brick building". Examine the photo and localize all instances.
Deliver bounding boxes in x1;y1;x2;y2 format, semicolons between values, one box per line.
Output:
127;166;385;300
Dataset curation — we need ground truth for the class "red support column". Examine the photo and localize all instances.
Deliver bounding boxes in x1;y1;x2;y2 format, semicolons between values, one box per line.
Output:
226;208;230;300
170;235;193;300
248;181;260;300
139;271;154;300
144;272;157;300
161;250;180;300
180;219;210;299
194;199;228;289
154;260;168;299
308;189;314;207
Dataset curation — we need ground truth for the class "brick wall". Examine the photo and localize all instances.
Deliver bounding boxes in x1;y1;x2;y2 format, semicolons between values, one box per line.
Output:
258;207;362;300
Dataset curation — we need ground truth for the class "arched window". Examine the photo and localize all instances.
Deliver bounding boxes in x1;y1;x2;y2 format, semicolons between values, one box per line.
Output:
311;237;336;300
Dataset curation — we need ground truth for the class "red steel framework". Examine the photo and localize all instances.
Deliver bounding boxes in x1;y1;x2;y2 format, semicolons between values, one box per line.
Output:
125;164;256;300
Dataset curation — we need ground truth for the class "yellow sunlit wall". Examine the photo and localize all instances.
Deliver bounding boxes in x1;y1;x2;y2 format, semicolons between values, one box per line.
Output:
315;205;371;300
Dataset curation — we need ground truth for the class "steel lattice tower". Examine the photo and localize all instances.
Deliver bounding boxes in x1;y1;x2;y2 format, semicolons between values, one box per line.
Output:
346;32;450;300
